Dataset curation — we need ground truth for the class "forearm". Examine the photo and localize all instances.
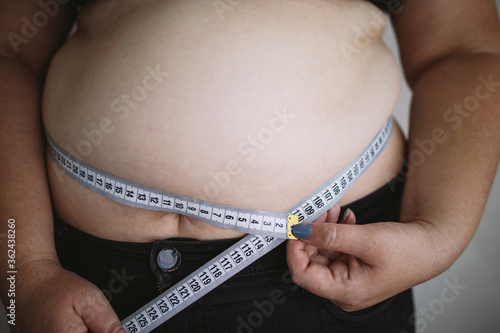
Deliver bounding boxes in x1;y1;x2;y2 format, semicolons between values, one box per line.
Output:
0;55;58;292
400;52;500;273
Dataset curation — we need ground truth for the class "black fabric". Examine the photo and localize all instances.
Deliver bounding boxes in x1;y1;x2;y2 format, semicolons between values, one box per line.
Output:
368;0;401;12
73;0;399;12
55;176;414;332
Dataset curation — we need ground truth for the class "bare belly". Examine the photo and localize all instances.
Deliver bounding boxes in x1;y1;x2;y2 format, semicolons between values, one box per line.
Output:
43;0;405;242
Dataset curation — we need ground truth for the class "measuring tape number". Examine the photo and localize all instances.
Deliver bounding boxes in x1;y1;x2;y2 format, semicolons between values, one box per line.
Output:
47;118;393;332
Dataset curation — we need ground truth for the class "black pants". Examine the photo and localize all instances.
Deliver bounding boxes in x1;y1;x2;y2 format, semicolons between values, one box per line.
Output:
55;177;414;333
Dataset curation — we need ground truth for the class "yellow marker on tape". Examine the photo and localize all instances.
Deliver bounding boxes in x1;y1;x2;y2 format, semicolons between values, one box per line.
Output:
287;215;299;240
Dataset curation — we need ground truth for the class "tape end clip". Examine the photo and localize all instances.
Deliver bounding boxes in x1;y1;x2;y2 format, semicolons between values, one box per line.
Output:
287;215;299;240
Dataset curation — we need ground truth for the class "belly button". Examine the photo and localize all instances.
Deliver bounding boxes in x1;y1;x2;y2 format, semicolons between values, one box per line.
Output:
157;247;181;272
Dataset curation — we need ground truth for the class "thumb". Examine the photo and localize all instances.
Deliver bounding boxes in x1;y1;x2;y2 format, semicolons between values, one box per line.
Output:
76;291;127;333
291;222;379;262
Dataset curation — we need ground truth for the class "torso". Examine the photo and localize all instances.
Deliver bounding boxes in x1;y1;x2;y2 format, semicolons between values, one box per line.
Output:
43;0;405;242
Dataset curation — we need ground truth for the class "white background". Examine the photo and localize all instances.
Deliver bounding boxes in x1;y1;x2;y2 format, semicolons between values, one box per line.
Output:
2;1;500;332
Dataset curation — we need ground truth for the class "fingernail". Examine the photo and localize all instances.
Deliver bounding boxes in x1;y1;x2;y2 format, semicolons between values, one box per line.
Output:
342;208;352;221
291;224;312;239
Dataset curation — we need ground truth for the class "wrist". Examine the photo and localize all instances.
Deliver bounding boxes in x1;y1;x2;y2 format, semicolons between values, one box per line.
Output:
406;219;470;279
0;258;61;305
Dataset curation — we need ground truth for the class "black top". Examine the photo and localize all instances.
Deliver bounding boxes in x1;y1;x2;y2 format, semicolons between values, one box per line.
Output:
368;0;396;12
74;0;396;12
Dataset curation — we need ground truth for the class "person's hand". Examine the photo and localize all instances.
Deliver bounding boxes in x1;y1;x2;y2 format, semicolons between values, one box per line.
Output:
287;203;437;311
13;259;126;333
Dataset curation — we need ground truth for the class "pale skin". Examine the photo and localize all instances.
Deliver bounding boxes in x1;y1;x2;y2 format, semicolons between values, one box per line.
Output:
1;0;500;332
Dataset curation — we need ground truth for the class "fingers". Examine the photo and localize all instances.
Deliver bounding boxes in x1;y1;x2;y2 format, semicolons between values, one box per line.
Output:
286;234;310;271
316;203;356;225
75;290;127;333
290;223;378;264
287;205;358;263
313;223;375;260
286;205;346;270
311;203;341;224
325;203;341;223
339;208;356;225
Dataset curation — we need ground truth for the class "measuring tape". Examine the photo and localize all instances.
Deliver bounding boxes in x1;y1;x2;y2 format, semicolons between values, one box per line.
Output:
47;118;393;332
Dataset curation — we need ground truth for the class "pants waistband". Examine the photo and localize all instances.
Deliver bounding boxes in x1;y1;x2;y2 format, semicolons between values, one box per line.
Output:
55;173;404;286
